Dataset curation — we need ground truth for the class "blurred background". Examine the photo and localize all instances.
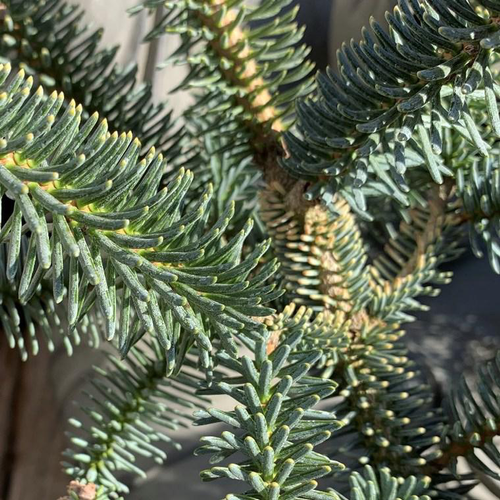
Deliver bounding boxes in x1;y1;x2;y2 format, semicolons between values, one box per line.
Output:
2;1;500;499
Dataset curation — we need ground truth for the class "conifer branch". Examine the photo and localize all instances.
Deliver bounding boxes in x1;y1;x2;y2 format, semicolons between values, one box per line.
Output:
369;185;463;322
332;465;432;500
283;0;500;214
0;65;279;369
2;0;500;498
330;323;444;477
261;181;371;313
63;341;207;497
194;314;345;499
0;0;183;157
261;181;467;483
0;233;103;359
456;155;500;272
192;1;285;132
133;0;315;188
427;352;500;480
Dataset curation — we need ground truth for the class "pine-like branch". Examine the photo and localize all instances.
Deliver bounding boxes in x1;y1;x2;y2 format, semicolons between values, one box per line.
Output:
0;235;102;359
369;184;463;322
456;154;500;272
333;465;432;500
2;1;500;499
265;305;444;484
194;311;345;500
0;0;184;158
283;0;500;213
261;182;371;314
330;324;444;477
0;65;279;370
259;185;468;485
132;0;315;187
169;115;264;236
430;351;500;480
63;341;207;498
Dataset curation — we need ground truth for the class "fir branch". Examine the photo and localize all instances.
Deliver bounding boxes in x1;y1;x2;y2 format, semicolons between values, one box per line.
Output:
2;1;500;499
329;322;444;477
0;235;102;359
261;180;462;330
429;351;500;479
456;154;500;272
263;304;442;481
332;465;432;500
282;0;500;213
133;0;315;186
259;182;467;483
63;341;207;498
0;0;184;158
0;65;279;368
261;182;372;314
369;184;463;322
194;315;345;499
170;115;264;235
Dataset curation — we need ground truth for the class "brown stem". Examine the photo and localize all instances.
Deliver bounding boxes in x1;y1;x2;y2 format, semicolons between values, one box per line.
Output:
430;423;500;470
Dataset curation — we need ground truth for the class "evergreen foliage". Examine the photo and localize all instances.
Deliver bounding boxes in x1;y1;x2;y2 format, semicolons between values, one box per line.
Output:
0;0;183;157
282;0;500;218
339;466;432;500
194;323;345;500
63;341;206;498
0;63;279;374
0;234;102;359
1;0;500;499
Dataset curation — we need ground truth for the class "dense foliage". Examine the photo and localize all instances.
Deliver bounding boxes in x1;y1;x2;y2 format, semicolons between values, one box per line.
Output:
2;0;500;499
